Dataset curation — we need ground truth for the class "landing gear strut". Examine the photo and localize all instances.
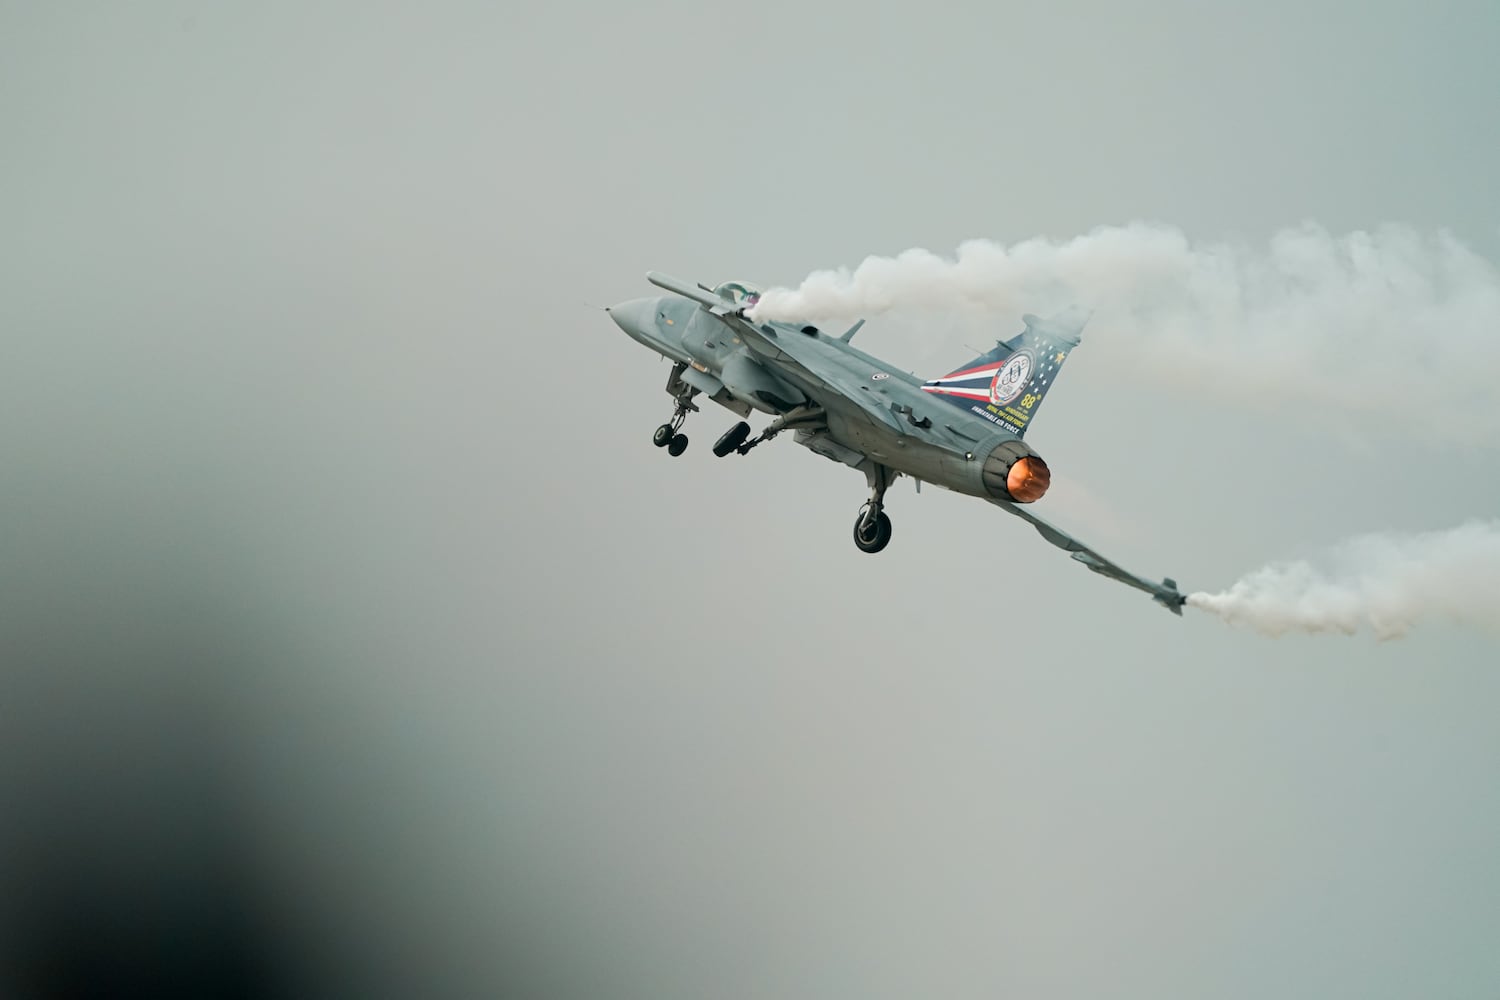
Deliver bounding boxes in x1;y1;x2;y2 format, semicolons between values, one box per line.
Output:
853;465;894;554
729;405;823;457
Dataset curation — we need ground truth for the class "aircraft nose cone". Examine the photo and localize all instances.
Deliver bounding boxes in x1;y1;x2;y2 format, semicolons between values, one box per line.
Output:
608;298;654;340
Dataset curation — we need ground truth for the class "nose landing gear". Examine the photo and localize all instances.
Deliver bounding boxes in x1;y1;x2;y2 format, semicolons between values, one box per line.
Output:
652;409;690;456
652;390;695;457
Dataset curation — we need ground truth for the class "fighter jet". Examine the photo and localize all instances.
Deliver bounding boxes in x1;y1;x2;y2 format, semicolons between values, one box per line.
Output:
609;272;1186;614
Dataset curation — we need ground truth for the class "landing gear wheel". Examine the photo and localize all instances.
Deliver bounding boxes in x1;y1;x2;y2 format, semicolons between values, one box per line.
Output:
653;424;675;448
712;421;752;457
853;508;892;553
667;434;689;457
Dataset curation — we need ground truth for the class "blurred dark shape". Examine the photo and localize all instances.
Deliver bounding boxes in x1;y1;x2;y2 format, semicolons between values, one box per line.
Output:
0;507;580;1000
0;613;282;998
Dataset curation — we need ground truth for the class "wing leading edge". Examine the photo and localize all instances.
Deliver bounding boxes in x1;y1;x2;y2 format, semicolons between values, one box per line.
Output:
993;499;1186;614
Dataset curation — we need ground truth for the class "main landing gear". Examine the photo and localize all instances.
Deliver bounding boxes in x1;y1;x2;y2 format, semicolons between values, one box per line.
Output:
853;465;894;554
715;405;823;459
712;421;751;457
652;399;693;457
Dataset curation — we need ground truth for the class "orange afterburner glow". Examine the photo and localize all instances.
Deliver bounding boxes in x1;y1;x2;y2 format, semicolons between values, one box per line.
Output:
1006;456;1051;503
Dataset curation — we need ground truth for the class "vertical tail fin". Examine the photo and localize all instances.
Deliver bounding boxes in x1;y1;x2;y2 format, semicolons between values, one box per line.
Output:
921;308;1087;437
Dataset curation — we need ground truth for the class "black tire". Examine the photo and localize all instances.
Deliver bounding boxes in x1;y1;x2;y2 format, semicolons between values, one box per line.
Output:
653;424;675;448
667;433;689;457
712;421;751;457
853;510;892;553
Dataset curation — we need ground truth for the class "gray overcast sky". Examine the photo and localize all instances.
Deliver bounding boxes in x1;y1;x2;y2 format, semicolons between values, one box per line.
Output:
4;2;1499;996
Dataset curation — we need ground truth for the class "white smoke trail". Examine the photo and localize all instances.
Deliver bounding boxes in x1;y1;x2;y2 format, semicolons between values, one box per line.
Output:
1186;521;1500;639
746;224;1500;439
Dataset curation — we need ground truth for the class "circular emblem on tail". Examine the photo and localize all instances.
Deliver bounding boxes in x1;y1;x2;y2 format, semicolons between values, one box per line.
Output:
990;351;1033;405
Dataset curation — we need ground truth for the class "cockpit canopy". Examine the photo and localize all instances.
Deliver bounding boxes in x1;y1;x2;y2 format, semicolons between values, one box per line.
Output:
712;281;762;307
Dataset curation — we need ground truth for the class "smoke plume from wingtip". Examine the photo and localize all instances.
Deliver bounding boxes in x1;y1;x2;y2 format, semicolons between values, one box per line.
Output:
1186;521;1500;639
745;223;1500;439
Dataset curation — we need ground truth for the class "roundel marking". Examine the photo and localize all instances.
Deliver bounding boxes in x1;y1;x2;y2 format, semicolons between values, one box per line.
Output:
990;352;1033;405
871;372;890;381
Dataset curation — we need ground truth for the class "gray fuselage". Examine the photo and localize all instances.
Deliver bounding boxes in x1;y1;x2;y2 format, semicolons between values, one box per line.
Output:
609;294;1038;503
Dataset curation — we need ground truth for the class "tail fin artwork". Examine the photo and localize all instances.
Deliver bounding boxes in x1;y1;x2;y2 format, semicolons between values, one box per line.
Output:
921;309;1088;436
